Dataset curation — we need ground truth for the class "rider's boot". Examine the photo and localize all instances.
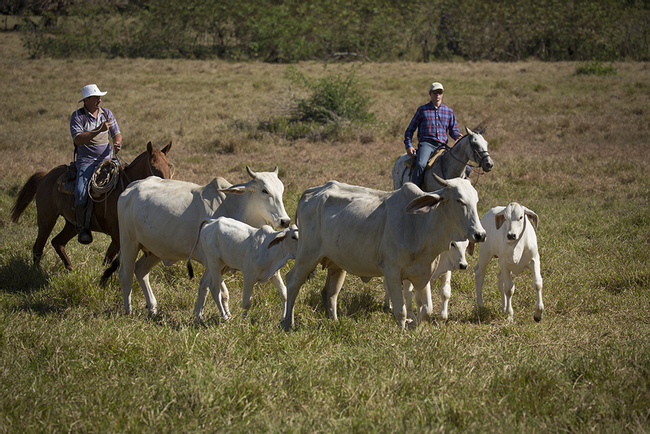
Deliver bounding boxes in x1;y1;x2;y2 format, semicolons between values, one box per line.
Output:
75;204;93;244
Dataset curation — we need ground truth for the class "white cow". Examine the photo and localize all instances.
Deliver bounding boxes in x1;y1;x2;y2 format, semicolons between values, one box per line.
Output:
116;166;291;319
186;217;299;320
384;239;471;321
473;202;544;322
281;175;486;330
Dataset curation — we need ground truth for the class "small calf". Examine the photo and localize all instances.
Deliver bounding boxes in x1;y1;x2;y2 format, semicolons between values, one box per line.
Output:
473;202;544;322
187;217;299;321
384;240;471;321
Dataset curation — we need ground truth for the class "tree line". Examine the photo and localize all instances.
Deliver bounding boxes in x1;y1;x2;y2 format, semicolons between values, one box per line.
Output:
7;0;650;62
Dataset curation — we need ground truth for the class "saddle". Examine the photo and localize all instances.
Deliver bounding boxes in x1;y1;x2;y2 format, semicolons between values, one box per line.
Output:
56;159;121;199
403;146;445;169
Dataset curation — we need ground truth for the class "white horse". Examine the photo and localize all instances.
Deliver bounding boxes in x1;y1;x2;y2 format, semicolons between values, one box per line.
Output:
392;127;494;192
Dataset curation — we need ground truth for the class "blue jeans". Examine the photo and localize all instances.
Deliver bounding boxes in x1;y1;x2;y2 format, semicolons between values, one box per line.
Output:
410;141;441;187
74;163;98;206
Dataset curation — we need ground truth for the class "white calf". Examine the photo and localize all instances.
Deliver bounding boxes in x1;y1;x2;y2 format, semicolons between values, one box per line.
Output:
187;217;299;320
384;240;471;321
474;202;544;322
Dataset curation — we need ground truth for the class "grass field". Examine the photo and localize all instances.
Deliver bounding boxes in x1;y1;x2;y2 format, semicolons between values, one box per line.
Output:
1;31;649;432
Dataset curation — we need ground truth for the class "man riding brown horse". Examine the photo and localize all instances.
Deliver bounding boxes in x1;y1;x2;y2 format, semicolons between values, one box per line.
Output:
70;84;122;244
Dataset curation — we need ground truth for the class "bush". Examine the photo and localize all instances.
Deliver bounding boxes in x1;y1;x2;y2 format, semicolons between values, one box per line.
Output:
286;65;374;124
574;60;617;76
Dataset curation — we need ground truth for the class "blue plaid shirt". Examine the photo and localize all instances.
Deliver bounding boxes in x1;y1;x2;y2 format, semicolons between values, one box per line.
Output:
404;102;461;150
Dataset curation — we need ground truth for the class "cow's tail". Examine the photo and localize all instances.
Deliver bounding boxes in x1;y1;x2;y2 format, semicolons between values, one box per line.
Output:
100;253;120;287
187;220;208;280
11;171;47;223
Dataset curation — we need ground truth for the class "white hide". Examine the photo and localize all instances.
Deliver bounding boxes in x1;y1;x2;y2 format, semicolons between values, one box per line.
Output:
117;166;291;318
186;217;299;320
474;202;544;322
384;239;470;321
281;176;486;330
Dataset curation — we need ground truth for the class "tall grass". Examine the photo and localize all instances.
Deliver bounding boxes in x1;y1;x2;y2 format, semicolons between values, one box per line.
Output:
0;37;649;431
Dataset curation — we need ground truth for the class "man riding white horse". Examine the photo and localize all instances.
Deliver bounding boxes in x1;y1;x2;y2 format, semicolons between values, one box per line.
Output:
403;81;466;188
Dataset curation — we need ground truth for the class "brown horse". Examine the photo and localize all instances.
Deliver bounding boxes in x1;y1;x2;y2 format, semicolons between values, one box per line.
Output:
11;141;173;270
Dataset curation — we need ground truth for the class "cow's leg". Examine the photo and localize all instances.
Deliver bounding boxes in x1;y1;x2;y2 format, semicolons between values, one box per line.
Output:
322;266;346;320
282;256;320;330
134;253;161;315
384;273;407;329
412;280;434;324
438;271;452;321
201;259;230;321
403;280;416;321
498;268;515;322
530;258;544;322
193;271;212;321
474;255;491;310
119;243;140;315
268;270;288;320
50;220;77;271
241;274;257;319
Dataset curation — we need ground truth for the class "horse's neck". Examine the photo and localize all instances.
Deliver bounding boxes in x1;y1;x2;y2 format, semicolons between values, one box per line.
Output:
123;154;150;181
439;138;470;178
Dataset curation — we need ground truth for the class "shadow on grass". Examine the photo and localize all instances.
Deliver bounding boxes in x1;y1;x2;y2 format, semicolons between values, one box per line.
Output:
0;256;50;294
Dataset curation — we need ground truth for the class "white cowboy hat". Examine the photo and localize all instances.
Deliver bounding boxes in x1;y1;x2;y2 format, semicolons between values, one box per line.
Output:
78;84;107;103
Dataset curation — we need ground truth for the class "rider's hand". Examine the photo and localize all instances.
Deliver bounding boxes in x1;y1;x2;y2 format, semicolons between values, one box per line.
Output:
406;146;415;157
114;142;122;152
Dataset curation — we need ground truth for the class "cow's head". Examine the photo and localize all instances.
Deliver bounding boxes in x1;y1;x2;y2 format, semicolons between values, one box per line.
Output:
218;166;291;228
405;174;486;244
495;202;538;243
448;240;469;270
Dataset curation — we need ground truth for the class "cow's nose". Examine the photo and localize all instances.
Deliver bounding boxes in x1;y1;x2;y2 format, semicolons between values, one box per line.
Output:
507;233;517;240
459;263;468;270
280;218;291;228
472;231;486;243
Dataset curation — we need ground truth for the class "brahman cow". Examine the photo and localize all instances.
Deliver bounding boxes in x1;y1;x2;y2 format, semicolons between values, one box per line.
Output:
384;239;471;322
280;175;486;330
473;202;544;322
186;217;299;320
114;166;291;318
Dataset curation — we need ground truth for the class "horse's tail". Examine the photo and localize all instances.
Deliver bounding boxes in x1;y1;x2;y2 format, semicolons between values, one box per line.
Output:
100;252;120;287
11;172;47;223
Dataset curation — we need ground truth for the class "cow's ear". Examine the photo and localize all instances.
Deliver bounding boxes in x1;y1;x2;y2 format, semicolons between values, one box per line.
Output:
495;211;506;230
467;241;475;256
524;207;539;230
218;183;251;195
268;233;286;248
406;193;443;214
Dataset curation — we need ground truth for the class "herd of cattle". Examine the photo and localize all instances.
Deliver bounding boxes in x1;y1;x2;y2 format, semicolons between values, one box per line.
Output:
20;129;545;329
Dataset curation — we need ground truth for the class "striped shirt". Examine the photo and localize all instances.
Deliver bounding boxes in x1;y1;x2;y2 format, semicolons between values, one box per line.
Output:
404;102;460;150
70;107;120;166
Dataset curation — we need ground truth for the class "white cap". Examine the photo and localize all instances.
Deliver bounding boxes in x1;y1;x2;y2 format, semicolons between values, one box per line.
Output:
429;82;444;92
78;84;107;103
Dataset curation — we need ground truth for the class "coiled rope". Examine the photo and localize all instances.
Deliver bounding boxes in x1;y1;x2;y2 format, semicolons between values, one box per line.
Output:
88;158;122;202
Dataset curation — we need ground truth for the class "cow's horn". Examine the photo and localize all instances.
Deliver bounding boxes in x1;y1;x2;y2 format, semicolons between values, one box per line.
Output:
246;166;257;178
432;173;448;186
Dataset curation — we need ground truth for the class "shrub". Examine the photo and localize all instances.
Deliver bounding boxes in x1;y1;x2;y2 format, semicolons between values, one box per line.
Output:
574;60;617;76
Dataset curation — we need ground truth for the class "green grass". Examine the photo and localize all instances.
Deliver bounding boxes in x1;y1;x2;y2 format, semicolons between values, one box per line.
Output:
0;49;649;431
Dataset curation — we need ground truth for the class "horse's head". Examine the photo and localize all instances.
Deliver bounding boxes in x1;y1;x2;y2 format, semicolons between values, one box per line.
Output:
146;141;175;179
465;127;494;173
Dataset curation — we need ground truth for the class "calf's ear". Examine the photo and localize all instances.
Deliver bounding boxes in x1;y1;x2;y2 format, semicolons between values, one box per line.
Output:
495;211;506;230
406;193;443;214
268;233;286;248
467;241;475;256
524;207;539;230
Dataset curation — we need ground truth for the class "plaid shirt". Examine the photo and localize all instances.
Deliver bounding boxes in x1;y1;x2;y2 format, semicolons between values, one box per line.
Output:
404;102;461;150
